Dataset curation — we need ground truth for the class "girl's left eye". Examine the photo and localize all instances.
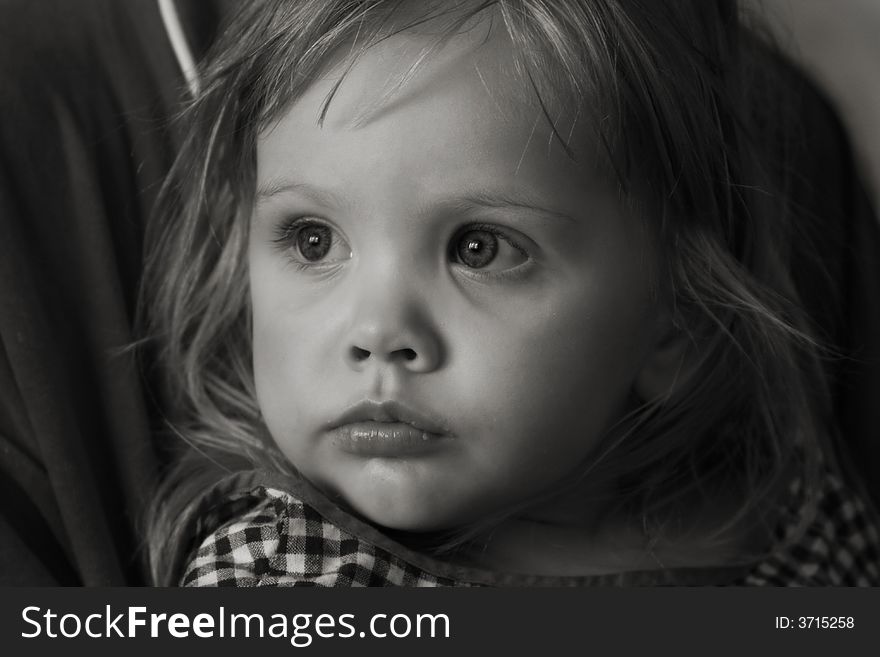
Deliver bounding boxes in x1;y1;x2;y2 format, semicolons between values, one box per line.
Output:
273;217;351;267
449;226;528;273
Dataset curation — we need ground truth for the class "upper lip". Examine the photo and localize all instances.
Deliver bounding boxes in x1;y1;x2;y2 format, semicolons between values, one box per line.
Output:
330;400;452;436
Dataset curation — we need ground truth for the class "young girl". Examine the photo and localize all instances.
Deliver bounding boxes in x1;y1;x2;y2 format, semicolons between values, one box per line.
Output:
141;0;880;586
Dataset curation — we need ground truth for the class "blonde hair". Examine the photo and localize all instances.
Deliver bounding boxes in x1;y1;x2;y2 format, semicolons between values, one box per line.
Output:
141;0;832;585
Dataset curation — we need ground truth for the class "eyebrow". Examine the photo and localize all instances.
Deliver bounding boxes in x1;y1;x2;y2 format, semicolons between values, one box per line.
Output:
255;180;343;207
448;190;577;224
255;180;576;223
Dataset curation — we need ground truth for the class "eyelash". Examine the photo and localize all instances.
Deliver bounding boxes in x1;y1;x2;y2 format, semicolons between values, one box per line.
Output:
270;217;533;279
455;222;525;251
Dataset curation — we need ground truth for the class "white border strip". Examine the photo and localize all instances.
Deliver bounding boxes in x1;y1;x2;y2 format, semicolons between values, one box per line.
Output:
158;0;200;96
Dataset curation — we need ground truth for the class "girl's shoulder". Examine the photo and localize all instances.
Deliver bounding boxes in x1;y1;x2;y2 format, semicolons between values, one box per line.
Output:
180;472;470;587
180;468;880;587
179;474;722;586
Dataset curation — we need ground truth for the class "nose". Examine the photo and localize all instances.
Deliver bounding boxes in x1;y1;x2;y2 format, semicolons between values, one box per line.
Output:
342;271;444;374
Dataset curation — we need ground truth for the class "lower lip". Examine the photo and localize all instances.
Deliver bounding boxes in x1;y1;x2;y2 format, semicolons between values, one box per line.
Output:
330;422;448;457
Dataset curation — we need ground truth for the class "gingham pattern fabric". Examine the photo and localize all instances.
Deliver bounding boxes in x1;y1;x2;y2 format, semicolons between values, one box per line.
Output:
181;471;880;587
736;473;880;586
182;490;468;587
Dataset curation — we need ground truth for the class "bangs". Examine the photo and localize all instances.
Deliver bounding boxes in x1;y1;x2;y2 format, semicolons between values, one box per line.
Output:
203;0;744;223
206;1;634;183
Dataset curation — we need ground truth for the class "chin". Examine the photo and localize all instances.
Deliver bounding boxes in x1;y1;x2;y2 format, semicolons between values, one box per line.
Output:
358;503;448;532
345;490;463;534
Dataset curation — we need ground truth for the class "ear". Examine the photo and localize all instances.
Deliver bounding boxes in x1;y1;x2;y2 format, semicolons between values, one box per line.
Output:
634;320;698;402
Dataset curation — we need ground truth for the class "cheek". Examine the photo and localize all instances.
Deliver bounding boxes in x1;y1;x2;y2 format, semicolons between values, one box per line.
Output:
452;276;656;460
249;261;327;439
251;306;296;440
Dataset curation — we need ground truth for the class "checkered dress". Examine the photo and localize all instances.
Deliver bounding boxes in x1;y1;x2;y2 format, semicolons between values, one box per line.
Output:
181;469;880;587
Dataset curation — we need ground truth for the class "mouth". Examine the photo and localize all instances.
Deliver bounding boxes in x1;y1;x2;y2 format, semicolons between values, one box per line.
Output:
328;400;453;457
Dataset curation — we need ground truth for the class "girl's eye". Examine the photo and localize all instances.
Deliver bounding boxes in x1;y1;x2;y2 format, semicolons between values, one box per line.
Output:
450;226;528;273
274;218;351;266
297;223;332;261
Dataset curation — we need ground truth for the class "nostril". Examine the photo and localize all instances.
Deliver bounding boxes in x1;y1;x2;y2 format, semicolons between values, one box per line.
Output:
394;348;417;362
350;346;371;362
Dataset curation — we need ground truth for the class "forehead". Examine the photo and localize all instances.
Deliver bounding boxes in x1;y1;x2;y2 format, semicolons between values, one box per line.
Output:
316;17;531;128
256;21;604;208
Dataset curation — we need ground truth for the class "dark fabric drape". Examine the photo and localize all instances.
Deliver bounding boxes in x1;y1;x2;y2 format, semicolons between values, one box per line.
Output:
777;63;880;508
0;1;876;587
0;0;227;585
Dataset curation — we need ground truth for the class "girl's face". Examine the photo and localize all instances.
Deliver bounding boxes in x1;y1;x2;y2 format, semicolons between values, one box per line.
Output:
249;26;668;531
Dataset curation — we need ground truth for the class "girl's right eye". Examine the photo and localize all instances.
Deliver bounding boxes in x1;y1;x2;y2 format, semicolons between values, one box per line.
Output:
272;218;352;267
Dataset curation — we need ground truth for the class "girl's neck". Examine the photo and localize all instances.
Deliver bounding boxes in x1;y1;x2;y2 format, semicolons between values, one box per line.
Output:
454;489;766;578
459;516;658;577
448;478;645;576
